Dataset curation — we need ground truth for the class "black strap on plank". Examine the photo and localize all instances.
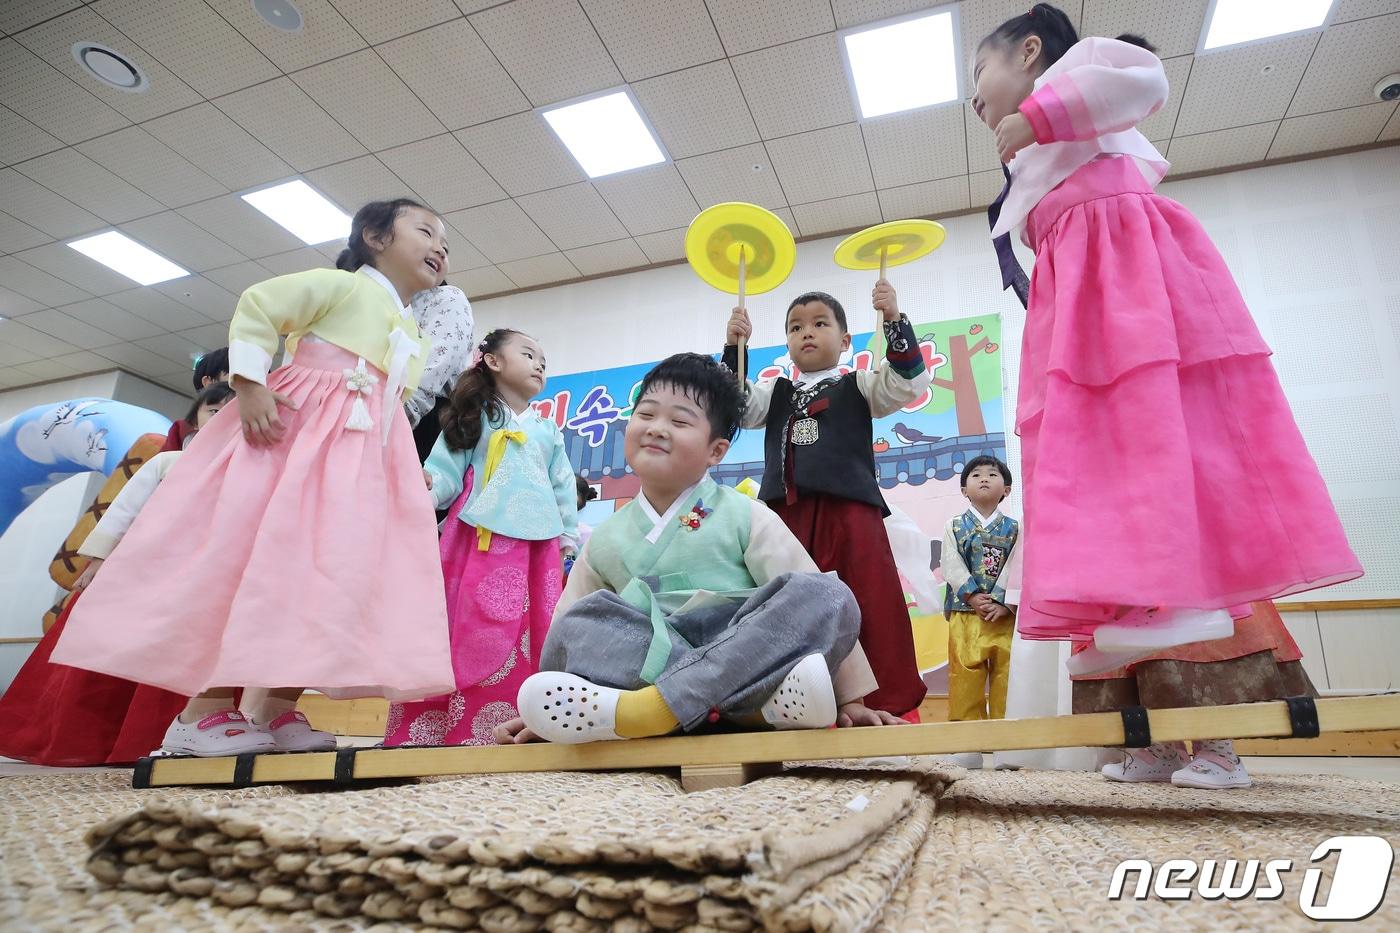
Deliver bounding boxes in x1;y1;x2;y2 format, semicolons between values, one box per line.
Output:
231;753;257;788
131;756;157;789
333;747;358;784
1120;706;1152;747
1284;696;1321;738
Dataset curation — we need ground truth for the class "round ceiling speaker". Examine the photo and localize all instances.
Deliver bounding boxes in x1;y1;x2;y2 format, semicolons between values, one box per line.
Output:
71;42;148;92
252;0;304;32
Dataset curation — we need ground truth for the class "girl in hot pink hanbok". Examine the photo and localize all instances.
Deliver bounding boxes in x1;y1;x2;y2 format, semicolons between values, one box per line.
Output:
385;328;578;747
970;5;1361;675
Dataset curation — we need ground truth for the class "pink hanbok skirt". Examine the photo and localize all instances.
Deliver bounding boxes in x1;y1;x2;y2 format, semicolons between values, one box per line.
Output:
1015;156;1361;640
52;341;455;701
384;478;563;746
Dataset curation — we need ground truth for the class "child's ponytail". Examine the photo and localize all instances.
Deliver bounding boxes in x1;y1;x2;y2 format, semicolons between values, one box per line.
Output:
440;329;521;452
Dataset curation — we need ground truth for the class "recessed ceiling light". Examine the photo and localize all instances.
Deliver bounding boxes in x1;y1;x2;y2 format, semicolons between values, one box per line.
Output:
1201;0;1334;51
71;42;148;93
252;0;304;33
541;89;667;179
841;7;961;120
240;180;351;245
67;231;189;285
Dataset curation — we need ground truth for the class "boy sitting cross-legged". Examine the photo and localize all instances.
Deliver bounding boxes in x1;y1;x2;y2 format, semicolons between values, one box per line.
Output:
496;352;903;745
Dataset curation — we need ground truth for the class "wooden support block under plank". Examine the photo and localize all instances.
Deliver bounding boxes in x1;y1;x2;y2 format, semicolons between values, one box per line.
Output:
679;762;783;792
134;694;1400;789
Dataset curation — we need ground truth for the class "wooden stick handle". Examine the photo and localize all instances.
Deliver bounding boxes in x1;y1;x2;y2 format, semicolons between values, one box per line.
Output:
873;245;888;359
737;248;747;385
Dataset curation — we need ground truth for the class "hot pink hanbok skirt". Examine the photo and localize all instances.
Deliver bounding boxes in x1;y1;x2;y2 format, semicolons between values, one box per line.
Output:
1015;157;1361;640
52;341;455;700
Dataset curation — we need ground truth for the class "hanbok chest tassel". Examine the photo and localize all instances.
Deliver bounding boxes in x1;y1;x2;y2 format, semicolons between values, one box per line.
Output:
340;314;422;445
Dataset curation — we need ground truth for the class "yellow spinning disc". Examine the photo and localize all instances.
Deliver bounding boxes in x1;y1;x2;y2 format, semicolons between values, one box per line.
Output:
833;219;946;271
685;202;796;296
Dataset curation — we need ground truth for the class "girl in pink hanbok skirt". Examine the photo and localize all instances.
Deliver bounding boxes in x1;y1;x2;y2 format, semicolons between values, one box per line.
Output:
969;6;1361;674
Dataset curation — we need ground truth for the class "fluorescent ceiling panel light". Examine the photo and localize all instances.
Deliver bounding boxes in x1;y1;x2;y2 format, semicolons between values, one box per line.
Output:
1201;0;1333;50
842;9;960;119
241;179;351;245
67;231;189;285
541;90;666;178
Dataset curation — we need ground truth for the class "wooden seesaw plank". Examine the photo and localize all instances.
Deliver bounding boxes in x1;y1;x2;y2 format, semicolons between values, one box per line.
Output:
133;694;1400;789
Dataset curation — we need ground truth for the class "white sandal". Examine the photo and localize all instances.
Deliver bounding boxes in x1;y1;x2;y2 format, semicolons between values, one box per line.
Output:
518;672;623;744
761;654;838;730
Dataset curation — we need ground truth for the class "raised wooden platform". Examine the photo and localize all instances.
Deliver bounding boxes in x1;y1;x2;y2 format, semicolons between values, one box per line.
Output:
137;693;1400;789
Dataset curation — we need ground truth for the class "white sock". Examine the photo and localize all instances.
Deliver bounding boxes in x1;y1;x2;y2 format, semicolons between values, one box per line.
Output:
178;696;235;724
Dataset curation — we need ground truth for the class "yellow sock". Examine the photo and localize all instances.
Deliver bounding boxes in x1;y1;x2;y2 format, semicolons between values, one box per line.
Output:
615;686;680;738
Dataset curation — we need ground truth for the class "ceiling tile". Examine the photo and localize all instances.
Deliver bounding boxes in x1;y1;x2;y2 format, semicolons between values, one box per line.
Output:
0;104;63;166
969;168;1005;208
1289;13;1400;116
0;37;127;144
202;261;274;295
8;357;85;381
469;0;622;105
0;167;102;237
447;266;515;297
633;61;760;159
205;0;366;71
378;18;530;131
91;0;279;97
153;275;235;322
61;296;166;340
0;316;78;357
1167;123;1279;175
443;200;556;263
143;104;294;191
1270;103;1398;159
877;176;970;220
592;163;701;235
16;307;121;349
77;127;226;208
580;0;724;80
455;112;586;196
216;76;368;172
1138;55;1193;143
436;219;492;270
790;193;883;237
14;148;163;223
150;372;198;396
1332;0;1400;22
306;155;420;212
862;105;967;189
328;0;461;43
107;287;211;332
1383;106;1400;141
0;255;92;304
831;0;939;29
49;349;119;376
177;322;236;351
732;34;856;139
498;251;581;288
97;340;180;377
120;212;248;272
706;0;834;56
1081;0;1211;59
0;0;81;34
15;6;202;122
675;143;788;209
634;227;687;263
136;331;208;369
0;211;50;253
1174;33;1317;136
258;247;331;277
177;195;306;259
290;49;445;152
564;238;649;276
13;241;136;295
765;123;873;205
516;182;628;249
0;284;45;318
377;134;505;212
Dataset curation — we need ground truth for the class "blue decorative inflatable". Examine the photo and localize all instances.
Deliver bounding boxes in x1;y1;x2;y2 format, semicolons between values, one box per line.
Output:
0;398;171;536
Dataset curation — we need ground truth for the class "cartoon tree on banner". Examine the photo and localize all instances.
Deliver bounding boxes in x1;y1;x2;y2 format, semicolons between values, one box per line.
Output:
926;317;1000;437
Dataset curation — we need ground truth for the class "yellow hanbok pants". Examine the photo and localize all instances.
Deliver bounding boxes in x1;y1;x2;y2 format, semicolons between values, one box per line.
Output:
947;610;1014;721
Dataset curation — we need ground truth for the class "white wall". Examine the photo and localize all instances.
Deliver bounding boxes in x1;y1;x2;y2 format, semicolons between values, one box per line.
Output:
0;371;189;691
476;146;1400;691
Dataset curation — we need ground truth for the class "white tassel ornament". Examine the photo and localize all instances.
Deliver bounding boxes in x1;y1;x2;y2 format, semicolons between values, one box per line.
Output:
342;359;378;432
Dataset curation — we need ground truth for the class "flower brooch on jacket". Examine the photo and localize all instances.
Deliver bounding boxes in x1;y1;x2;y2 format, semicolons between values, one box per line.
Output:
679;500;712;531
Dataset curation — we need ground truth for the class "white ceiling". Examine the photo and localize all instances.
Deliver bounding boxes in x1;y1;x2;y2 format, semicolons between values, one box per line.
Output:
0;0;1397;396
